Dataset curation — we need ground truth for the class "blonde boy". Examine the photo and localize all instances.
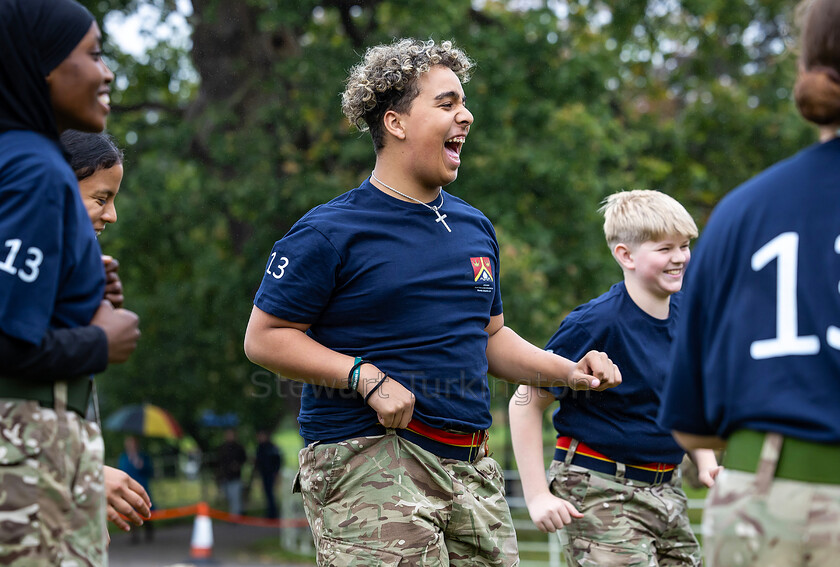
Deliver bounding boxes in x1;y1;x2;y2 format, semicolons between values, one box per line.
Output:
510;190;720;566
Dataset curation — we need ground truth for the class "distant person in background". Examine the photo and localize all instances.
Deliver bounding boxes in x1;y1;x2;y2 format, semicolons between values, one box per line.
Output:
658;0;840;565
217;428;247;516
0;0;140;563
118;436;154;544
253;430;283;519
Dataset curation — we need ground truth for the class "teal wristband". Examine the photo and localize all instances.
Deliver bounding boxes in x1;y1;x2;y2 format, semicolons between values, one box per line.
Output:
348;357;366;391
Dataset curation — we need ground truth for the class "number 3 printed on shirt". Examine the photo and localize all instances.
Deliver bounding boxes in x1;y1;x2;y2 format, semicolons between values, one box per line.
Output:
828;235;840;350
750;232;840;359
0;238;43;283
266;251;289;280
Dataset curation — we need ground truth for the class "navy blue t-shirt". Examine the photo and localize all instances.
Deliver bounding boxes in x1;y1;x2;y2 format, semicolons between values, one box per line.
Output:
0;130;104;345
545;281;685;465
659;139;840;443
254;179;503;443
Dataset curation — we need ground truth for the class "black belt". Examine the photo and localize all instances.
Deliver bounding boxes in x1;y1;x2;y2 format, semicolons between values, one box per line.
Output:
398;420;489;463
555;446;676;485
307;422;489;463
0;375;92;418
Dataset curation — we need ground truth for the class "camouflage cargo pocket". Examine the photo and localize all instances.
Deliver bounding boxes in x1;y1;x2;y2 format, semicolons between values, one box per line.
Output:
473;456;505;495
298;441;354;507
292;469;302;494
0;401;44;554
565;535;654;567
317;535;403;566
548;460;591;509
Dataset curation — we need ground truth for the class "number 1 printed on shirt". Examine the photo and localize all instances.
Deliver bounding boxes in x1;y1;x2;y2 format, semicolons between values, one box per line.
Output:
750;232;839;359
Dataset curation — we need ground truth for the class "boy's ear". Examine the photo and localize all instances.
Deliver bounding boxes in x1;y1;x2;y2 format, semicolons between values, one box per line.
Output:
382;109;406;140
613;243;635;271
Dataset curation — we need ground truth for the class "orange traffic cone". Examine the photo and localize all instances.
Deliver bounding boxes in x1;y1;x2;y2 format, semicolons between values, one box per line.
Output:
190;502;214;561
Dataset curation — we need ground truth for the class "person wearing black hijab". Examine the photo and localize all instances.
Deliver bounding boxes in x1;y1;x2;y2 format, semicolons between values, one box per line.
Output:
1;0;94;137
0;0;141;563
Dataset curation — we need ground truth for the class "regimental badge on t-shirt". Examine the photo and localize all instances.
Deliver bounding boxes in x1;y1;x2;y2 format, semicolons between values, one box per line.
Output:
470;256;494;293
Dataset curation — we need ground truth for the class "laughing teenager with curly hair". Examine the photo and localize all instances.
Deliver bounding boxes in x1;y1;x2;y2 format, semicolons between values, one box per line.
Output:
245;38;620;565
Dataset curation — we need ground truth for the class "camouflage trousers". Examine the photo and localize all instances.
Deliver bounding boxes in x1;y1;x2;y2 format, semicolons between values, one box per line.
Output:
0;395;106;566
296;430;519;566
704;434;840;566
548;459;701;566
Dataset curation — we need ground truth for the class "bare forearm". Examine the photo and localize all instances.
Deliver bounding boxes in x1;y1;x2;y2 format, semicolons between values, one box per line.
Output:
487;326;575;387
244;306;414;428
244;325;352;389
509;386;553;503
689;448;718;470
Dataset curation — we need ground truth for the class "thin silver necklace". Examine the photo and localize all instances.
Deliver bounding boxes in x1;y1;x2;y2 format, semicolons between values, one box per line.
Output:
371;171;451;233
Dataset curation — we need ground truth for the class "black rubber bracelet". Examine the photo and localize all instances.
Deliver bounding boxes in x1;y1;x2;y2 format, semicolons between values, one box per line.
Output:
347;358;371;390
363;375;389;404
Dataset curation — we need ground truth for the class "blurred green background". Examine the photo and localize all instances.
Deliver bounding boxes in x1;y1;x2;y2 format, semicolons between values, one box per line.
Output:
81;0;812;460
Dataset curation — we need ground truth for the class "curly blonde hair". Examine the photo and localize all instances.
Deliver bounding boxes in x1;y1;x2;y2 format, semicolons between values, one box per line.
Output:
341;38;473;151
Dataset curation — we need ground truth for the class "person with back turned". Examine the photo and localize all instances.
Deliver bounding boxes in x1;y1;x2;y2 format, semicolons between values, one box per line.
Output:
658;1;840;564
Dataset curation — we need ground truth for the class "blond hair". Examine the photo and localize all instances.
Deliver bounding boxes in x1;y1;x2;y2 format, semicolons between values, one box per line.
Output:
341;38;473;151
599;190;698;249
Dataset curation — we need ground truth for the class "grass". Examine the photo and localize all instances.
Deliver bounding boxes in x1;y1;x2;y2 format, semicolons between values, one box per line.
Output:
241;536;316;565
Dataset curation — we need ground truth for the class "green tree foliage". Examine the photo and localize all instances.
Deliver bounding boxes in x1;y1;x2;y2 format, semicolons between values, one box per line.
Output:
82;0;812;447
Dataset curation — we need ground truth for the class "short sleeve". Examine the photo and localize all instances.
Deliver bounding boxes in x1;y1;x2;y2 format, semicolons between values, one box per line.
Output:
490;242;503;317
253;223;342;323
0;166;63;344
